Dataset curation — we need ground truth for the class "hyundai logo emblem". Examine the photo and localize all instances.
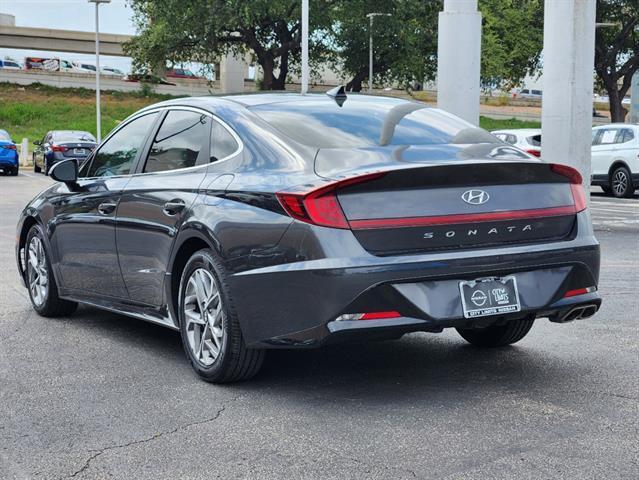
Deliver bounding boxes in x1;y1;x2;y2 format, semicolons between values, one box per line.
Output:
461;189;490;205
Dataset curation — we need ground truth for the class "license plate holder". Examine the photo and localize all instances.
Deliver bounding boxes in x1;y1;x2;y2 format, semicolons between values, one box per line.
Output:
459;276;521;319
74;148;85;155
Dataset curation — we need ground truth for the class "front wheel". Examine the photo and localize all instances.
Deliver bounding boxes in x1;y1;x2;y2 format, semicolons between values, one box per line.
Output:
456;316;535;347
24;225;78;317
178;249;265;383
611;165;634;198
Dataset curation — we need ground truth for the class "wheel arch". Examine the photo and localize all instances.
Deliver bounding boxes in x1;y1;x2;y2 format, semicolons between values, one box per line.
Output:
608;160;631;180
166;229;218;325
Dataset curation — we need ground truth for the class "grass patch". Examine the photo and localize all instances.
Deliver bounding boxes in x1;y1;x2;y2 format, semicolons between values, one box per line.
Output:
479;116;541;131
0;82;177;142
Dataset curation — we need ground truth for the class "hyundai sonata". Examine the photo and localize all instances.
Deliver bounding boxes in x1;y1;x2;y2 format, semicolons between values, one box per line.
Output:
16;91;601;382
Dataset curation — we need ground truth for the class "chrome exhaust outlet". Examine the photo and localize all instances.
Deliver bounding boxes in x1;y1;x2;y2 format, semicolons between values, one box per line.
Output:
579;305;598;319
555;304;598;323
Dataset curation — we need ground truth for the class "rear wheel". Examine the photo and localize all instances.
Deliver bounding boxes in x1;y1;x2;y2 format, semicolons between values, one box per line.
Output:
610;165;634;198
178;249;265;383
456;316;535;347
11;166;18;176
24;225;78;317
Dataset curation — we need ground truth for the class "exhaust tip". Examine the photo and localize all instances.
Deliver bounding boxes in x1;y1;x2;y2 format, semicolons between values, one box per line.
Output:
580;305;598;319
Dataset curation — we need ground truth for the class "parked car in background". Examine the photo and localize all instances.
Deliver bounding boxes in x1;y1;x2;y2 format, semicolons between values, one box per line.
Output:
0;129;19;176
0;59;22;70
15;94;600;383
102;66;125;77
33;130;97;175
517;89;542;100
166;68;204;80
124;73;176;85
491;129;542;158
591;124;639;198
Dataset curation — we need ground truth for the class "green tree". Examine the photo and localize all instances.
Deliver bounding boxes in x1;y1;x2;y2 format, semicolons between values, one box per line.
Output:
595;0;639;122
330;0;439;92
126;0;335;90
479;0;544;91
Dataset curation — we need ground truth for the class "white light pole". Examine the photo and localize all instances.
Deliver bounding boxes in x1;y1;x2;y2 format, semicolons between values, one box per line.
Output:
301;0;309;94
366;12;391;92
89;0;110;142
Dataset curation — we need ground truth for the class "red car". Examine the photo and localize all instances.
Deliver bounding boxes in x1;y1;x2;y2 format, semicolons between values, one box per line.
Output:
166;68;204;80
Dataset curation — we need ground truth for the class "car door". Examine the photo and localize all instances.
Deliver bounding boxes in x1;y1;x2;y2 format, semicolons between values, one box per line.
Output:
51;111;160;299
34;133;49;169
115;108;218;306
591;127;619;176
614;128;638;173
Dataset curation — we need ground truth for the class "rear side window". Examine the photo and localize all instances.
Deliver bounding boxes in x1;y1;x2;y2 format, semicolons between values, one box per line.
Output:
144;110;209;173
85;112;158;178
210;121;239;162
527;135;541;147
598;129;619;145
620;129;634;143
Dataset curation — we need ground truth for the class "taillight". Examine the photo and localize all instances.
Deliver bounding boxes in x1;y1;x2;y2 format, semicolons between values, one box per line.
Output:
276;172;385;229
0;144;16;150
51;144;68;152
335;311;402;321
564;286;596;298
550;163;587;212
526;149;541;158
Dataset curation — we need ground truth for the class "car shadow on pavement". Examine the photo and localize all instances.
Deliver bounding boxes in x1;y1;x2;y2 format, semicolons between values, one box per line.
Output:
64;306;570;404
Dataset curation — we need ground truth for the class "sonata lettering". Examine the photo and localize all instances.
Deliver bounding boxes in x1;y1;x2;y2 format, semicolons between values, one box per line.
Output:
422;225;533;240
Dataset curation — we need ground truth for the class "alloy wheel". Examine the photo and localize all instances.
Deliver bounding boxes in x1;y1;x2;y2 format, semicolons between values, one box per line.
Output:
612;169;628;196
27;236;48;307
183;268;225;366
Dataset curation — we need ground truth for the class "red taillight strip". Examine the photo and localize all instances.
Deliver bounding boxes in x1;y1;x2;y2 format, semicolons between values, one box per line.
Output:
360;311;402;320
349;205;577;230
550;163;587;213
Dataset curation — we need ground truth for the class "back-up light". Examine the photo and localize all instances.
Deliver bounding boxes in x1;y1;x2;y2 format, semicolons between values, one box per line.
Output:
336;311;402;321
276;172;385;229
550;163;587;213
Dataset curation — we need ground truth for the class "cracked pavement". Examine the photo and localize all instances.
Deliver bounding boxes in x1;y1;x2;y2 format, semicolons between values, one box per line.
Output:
1;173;638;479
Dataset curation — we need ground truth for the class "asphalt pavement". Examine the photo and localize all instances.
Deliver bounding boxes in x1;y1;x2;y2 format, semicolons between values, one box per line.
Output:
1;171;638;479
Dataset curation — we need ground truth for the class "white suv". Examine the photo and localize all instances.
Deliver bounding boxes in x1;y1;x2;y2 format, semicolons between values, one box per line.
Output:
591;124;639;198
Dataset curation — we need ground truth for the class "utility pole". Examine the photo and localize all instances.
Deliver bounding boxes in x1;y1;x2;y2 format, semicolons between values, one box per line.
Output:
366;13;391;93
88;0;111;143
301;0;309;94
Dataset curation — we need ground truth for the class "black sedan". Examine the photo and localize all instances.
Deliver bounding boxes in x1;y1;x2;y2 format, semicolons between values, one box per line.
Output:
15;92;601;383
33;130;96;174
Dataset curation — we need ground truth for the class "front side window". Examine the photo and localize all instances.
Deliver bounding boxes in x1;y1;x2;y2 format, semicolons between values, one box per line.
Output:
210;121;239;162
143;110;209;173
85;112;158;178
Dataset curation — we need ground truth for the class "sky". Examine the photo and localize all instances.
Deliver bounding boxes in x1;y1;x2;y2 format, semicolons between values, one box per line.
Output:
0;0;136;72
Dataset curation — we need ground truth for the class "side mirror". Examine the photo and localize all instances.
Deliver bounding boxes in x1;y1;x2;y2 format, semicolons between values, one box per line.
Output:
33;140;41;146
49;159;78;185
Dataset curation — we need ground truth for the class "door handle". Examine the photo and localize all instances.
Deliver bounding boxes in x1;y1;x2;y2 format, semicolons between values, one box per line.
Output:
98;202;117;215
163;200;186;216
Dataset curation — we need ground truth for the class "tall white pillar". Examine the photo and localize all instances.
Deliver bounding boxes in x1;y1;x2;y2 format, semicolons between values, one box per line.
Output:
220;51;247;94
541;0;596;196
437;0;482;125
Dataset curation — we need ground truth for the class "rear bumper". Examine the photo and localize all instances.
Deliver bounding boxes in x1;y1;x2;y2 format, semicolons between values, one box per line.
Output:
229;214;601;348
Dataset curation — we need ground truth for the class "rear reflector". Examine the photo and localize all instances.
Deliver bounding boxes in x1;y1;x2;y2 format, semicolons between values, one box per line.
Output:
336;311;402;321
276;172;385;229
564;286;596;298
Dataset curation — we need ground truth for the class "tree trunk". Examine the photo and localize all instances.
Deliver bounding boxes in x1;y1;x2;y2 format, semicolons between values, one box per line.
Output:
260;57;276;90
345;69;368;92
607;85;627;122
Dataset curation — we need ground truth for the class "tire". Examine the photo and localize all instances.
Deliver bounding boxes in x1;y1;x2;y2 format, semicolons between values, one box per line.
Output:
24;225;78;317
11;166;18;176
178;248;265;383
601;185;613;195
33;155;41;173
610;165;634;198
456;316;535;348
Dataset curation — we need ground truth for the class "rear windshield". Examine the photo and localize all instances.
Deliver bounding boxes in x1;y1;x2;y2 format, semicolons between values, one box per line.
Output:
251;98;497;148
0;130;11;142
53;132;96;143
527;135;542;147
